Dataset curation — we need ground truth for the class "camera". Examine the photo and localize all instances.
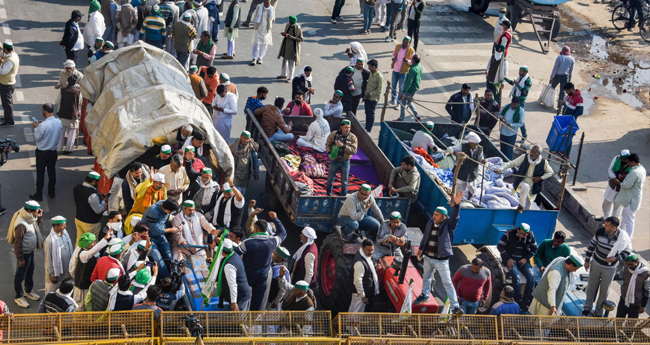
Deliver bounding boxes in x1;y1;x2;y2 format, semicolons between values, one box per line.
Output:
0;139;20;166
181;314;204;337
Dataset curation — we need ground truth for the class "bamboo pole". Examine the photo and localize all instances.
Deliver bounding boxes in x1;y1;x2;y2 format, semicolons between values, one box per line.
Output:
379;81;392;123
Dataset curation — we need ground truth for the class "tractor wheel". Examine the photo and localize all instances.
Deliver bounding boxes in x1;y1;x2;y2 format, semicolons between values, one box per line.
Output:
507;5;521;32
476;251;505;314
318;233;354;316
543;11;561;39
470;0;490;14
264;173;281;210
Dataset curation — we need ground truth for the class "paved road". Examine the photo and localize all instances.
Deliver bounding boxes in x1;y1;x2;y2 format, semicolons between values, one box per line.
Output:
0;0;647;316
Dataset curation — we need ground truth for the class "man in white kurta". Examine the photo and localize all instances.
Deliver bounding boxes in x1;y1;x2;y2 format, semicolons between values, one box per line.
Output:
158;154;190;204
296;108;330;152
349;241;379;313
170;200;218;260
614;154;646;240
44;216;74;294
601;150;630;220
251;0;274;65
212;85;238;141
496;145;554;211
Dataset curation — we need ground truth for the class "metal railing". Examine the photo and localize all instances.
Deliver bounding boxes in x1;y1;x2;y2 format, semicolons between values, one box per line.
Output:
333;313;499;340
500;314;650;343
162;337;342;345
160;311;332;338
346;338;502;345
0;310;154;343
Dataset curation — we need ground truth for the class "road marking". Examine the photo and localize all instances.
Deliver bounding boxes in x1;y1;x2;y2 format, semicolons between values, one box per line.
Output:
15;74;21;88
420;37;488;45
0;8;6;20
15;90;23;102
424;49;490;57
24;127;34;143
2;24;9;35
419;26;485;34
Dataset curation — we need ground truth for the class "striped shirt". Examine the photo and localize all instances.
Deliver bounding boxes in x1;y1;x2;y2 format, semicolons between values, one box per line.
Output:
585;227;631;267
140;15;167;41
424;226;439;258
245;97;265;114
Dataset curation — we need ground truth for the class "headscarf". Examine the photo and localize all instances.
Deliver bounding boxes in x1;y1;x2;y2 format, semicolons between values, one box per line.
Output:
313;108;324;118
560;46;571;56
229;137;259;159
349;42;368;66
465;132;481;144
625;260;650;306
293;227;317;262
289;16;297;25
296;66;313;83
89;0;101;14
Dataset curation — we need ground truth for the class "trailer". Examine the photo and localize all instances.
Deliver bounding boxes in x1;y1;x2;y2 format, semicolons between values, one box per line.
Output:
471;0;570;54
246;110;412;232
379;121;560;313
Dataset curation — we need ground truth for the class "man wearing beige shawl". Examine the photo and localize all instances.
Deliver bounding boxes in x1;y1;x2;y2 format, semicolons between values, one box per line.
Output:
229;131;259;195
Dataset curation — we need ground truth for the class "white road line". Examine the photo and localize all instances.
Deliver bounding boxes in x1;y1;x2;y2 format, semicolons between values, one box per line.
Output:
419;26;485;34
15;90;23;102
15;74;21;88
24;127;34;143
424;49;490;57
0;8;6;20
2;24;9;35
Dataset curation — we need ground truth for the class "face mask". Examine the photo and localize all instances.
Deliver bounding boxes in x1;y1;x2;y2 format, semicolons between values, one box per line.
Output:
109;222;122;230
184;213;193;220
499;13;504;18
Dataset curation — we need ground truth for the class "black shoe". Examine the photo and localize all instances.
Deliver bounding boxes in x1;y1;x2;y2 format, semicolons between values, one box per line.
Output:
614;273;623;281
594;217;604;222
0;121;15;127
582;310;590;317
62;151;72;155
48;192;56;199
29;194;43;202
451;307;464;315
0;208;7;216
413;294;429;305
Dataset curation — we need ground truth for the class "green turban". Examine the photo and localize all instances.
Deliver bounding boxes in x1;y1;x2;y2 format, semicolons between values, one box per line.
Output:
289;16;297;24
135;269;152;285
89;0;101;14
78;233;97;248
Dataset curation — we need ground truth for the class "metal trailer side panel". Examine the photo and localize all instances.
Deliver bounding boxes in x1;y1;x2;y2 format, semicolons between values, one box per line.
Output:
246;110;411;232
379;122;558;245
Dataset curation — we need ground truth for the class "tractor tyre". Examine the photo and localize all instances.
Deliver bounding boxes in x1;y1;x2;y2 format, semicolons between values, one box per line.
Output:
470;0;490;14
507;5;521;32
476;251;506;314
265;173;282;210
543;11;562;39
318;233;354;316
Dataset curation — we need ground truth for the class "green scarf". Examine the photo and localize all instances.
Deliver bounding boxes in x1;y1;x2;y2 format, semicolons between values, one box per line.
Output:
216;251;235;297
501;104;521;124
196;38;214;54
612;156;631;174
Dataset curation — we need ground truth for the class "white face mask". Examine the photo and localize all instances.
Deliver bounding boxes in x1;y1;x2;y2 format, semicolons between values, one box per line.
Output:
183;213;193;220
109;222;122;230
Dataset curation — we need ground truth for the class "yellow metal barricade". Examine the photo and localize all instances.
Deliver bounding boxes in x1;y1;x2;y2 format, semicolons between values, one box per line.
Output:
499;314;650;343
333;313;499;340
162;337;342;345
0;310;153;344
161;311;332;339
56;339;156;345
345;337;502;345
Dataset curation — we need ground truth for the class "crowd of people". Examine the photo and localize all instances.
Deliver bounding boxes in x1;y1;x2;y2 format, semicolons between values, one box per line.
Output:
0;0;646;325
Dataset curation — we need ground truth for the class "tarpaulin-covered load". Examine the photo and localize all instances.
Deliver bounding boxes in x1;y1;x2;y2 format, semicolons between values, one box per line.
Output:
79;41;234;178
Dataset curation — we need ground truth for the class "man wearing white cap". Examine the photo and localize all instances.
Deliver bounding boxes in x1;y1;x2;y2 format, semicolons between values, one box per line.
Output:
153;144;173;170
159;154;190;204
54;60;83;90
446;131;486;200
85;268;121;311
411;121;438;153
278;278;315;311
218;239;252;311
229;131;260;195
338;184;384;242
495;145;554;213
209;177;245;230
44;216;74;294
291;227;318;285
128;170;167;217
193;167;219;217
374;211;407;260
69;231;110;310
615;153;645;239
0;40;19;127
87;37;105;66
598;149;631;221
497;222;538;312
8;201;43;308
171;200;217;260
73;172;108;243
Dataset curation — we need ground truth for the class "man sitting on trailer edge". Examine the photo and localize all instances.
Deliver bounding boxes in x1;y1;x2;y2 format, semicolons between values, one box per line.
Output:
337;184;384;242
529;254;582;316
446;131;486;201
497;222;538;312
414;191;463;315
374;211;407;260
494;144;554;213
388;155;421;202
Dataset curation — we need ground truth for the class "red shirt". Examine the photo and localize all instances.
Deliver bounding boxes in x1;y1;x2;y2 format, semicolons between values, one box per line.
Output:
284;101;313;116
90;256;124;283
497;30;512;56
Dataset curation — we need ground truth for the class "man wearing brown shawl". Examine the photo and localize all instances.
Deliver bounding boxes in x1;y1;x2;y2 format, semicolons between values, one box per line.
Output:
229;131;259;195
277;16;303;83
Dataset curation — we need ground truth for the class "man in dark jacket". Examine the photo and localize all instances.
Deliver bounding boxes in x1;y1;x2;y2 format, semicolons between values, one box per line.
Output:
406;0;425;50
414;191;464;315
497;223;538;311
234;211;287;311
445;84;473;124
57;75;81;154
60;10;85;63
478;89;500;136
334;66;357;115
219;239;252;311
617;254;650;319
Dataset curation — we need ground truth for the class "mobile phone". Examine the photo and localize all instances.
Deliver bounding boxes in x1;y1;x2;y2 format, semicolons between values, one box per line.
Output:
32;117;38;123
146;261;155;268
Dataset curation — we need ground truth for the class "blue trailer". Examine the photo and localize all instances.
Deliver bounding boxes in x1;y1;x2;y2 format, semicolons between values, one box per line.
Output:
246;110;412;232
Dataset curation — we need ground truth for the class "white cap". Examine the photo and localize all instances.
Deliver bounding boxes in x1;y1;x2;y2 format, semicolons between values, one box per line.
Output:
161;144;172;154
153;172;166;183
223;238;233;250
130;215;142;228
220;73;230;81
64;60;76;68
302;227;317;239
465;131;481;144
223;182;232;192
25;200;41;209
106;267;121;281
108;237;122;245
621;149;630;157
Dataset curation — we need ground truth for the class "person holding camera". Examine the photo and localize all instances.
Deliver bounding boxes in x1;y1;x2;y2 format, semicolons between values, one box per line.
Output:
30;103;62;202
73;171;108;244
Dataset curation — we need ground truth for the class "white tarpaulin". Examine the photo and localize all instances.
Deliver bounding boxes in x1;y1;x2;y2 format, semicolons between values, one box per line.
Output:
80;41;234;178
